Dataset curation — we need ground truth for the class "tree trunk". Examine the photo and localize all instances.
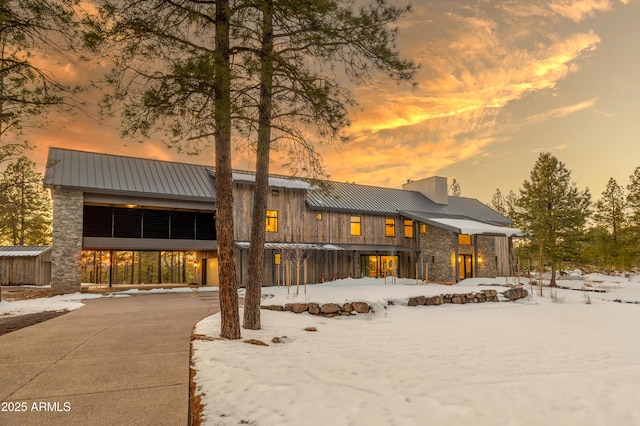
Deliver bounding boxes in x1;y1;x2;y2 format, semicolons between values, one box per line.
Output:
244;0;274;331
215;0;241;340
550;262;557;287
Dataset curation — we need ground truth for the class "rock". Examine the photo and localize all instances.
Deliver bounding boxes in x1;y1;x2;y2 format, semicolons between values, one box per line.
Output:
342;302;353;313
481;289;498;298
407;297;418;306
320;303;341;314
352;302;370;313
262;305;284;311
244;339;268;346
308;302;321;315
425;295;443;306
387;300;395;305
340;311;352;316
451;296;463;304
284;303;309;313
416;296;426;305
502;287;528;301
272;336;283;344
304;327;317;332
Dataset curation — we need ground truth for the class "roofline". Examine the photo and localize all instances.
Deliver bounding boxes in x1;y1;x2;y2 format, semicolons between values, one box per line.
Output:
44;184;216;203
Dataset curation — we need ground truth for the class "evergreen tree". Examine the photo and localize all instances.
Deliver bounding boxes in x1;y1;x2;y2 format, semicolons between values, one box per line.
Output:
593;178;627;269
515;153;590;287
0;156;52;245
489;188;506;215
86;0;416;333
0;1;82;161
627;167;640;227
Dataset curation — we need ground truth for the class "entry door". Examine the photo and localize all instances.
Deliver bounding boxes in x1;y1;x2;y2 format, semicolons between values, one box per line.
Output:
205;258;219;286
458;255;473;280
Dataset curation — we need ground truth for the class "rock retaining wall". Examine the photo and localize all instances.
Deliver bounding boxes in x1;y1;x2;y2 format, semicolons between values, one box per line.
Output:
261;288;528;316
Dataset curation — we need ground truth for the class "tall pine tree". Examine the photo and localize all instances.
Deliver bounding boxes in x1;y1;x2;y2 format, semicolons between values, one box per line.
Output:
0;156;52;245
515;153;590;287
593;178;627;269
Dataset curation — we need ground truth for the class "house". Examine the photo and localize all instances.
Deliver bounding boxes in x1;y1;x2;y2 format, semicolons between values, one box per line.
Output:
43;147;520;292
0;246;52;286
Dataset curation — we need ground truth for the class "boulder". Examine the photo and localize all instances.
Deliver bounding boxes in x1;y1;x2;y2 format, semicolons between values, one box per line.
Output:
502;287;528;301
451;296;463;304
342;302;353;313
308;302;321;315
284;303;309;313
262;305;284;311
416;296;427;305
352;302;370;313
320;303;341;314
425;295;443;306
481;289;498;298
407;297;418;306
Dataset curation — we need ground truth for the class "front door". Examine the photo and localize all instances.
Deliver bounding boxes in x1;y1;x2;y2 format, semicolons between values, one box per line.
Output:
458;255;473;280
205;257;219;286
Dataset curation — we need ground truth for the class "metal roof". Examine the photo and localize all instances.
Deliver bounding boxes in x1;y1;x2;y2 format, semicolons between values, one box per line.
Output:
307;181;513;226
44;147;216;202
0;246;52;257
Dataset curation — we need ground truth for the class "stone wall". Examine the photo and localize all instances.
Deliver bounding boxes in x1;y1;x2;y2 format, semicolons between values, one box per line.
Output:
50;189;83;293
420;224;455;282
477;235;498;278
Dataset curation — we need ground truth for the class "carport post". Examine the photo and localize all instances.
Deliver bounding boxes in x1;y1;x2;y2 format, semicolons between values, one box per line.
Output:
109;250;114;288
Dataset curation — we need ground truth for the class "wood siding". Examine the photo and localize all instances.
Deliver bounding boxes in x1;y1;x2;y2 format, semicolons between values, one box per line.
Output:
0;252;52;286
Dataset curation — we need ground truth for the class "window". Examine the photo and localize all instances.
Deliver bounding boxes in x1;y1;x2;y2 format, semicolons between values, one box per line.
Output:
419;223;427;234
271;189;280;197
350;216;361;236
266;210;278;233
404;219;414;238
385;218;395;237
458;234;471;245
316;213;322;221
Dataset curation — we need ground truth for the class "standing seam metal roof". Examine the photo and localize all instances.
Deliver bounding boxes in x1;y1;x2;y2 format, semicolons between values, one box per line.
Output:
44;147;216;201
307;181;512;226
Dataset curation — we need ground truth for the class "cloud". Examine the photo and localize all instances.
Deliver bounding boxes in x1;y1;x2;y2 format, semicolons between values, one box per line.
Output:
524;98;598;125
550;0;613;22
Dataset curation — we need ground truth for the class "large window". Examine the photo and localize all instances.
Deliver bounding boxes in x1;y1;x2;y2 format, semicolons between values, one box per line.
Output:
266;210;278;233
350;216;361;236
82;205;215;240
385;218;395;237
404;219;414;238
458;234;471;245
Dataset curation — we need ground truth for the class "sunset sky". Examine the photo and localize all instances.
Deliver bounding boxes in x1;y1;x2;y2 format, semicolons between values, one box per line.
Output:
24;0;640;203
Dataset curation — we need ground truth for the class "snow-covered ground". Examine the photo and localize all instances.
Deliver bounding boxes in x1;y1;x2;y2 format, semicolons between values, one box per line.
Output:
193;275;640;426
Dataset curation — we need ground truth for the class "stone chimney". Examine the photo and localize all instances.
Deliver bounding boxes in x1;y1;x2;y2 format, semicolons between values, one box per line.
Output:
402;176;448;205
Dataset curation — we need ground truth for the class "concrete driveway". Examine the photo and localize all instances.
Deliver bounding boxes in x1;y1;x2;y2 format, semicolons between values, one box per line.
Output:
0;291;219;425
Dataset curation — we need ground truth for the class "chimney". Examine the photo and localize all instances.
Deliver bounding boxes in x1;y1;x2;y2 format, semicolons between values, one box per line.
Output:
402;176;448;205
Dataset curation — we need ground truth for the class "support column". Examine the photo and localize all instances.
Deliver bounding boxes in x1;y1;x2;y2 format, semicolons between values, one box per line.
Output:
50;189;83;293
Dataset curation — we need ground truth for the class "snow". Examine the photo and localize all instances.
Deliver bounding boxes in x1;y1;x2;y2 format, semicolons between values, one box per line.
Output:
427;217;523;236
193;274;640;425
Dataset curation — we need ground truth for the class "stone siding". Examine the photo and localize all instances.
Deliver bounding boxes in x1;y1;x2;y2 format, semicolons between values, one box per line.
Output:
477;235;498;278
51;189;83;293
419;224;456;282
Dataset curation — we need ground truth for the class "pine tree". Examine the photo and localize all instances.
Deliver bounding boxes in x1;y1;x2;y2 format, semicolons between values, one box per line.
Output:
593;178;627;269
627;167;640;227
515;153;590;287
0;156;52;245
489;189;506;215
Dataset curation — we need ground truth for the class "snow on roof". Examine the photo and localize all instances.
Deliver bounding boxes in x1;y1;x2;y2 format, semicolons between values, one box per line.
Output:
232;172;311;190
235;242;343;251
426;217;523;236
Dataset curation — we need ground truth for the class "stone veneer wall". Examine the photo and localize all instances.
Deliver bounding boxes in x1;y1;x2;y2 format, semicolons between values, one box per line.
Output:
420;224;455;282
50;189;83;293
477;235;498;278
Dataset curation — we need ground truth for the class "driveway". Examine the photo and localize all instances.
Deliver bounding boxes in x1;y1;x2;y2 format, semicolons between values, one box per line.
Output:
0;291;219;425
